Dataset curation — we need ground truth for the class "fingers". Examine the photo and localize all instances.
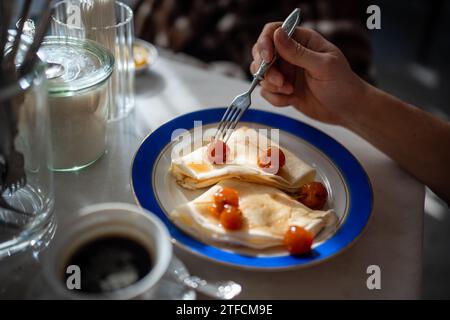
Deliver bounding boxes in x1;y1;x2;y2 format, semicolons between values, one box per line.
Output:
251;22;286;85
251;24;338;84
291;27;332;52
251;44;260;63
273;27;325;74
266;68;284;87
259;35;273;62
253;24;332;64
250;61;293;94
260;89;294;107
260;79;294;95
250;60;282;85
255;22;281;62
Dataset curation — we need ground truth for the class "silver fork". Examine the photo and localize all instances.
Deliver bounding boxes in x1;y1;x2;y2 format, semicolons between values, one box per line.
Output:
214;8;301;143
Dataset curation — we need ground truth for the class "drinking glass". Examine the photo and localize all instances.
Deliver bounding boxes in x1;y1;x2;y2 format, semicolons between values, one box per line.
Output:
51;0;135;121
0;31;55;258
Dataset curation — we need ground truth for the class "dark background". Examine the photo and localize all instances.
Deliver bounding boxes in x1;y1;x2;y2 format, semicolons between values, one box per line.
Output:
370;1;450;299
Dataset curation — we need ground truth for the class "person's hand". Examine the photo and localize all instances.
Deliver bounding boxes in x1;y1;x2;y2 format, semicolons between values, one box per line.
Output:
250;23;368;126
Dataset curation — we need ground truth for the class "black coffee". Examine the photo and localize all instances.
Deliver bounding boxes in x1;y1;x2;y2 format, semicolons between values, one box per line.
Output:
64;235;153;293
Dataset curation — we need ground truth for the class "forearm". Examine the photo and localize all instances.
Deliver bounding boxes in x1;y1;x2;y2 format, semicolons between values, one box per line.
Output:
344;82;450;204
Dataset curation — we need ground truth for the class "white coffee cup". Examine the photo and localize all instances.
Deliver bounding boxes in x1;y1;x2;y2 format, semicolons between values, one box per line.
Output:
42;202;172;299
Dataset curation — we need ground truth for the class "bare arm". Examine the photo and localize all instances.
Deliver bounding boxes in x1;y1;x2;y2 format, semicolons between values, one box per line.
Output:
250;23;450;204
347;84;450;203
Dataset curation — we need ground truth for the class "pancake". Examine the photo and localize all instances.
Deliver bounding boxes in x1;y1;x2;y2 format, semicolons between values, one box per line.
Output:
170;179;337;250
170;127;316;193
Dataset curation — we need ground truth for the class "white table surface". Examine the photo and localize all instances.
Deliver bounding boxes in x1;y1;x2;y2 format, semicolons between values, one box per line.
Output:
0;54;425;299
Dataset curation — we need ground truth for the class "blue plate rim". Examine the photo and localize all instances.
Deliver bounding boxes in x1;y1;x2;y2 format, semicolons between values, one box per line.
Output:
131;108;374;270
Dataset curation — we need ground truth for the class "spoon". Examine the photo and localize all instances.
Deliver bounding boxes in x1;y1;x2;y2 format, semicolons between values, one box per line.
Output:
173;267;242;299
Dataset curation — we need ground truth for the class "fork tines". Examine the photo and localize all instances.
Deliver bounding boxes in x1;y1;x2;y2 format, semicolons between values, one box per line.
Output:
214;103;246;143
214;107;236;142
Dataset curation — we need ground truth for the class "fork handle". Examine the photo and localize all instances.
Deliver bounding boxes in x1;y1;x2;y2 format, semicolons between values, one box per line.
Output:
253;53;277;82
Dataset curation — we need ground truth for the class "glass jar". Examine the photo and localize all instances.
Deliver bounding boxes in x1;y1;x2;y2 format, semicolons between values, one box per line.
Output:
52;0;135;121
38;37;114;171
0;34;55;258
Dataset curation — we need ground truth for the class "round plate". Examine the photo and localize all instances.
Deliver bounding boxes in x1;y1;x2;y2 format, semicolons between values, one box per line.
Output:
131;108;373;270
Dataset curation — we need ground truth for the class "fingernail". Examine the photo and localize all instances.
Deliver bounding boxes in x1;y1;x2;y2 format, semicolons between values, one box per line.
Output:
277;28;289;44
261;49;269;62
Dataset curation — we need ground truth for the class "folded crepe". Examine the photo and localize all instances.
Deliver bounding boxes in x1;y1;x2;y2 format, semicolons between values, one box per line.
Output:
170;127;315;193
170;179;337;250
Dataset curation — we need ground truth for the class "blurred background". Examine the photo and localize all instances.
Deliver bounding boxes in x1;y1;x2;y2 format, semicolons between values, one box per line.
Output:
26;0;449;298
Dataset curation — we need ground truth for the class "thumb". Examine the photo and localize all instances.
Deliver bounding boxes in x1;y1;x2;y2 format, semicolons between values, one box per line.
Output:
274;28;324;74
